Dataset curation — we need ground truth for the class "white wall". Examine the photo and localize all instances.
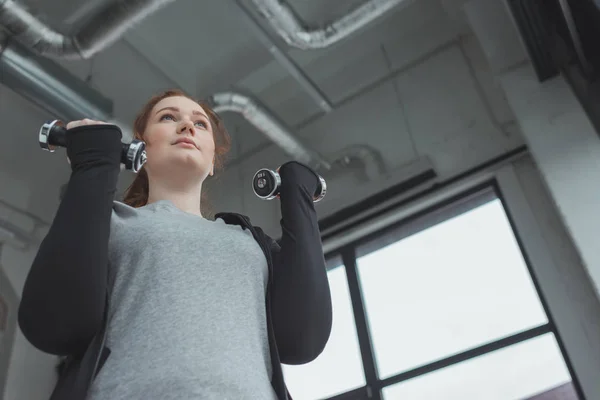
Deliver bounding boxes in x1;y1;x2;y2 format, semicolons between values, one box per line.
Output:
0;171;57;400
0;256;18;397
461;0;600;298
500;65;600;298
498;158;600;399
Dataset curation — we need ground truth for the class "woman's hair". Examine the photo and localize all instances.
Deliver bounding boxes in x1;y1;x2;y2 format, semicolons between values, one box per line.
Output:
122;89;231;212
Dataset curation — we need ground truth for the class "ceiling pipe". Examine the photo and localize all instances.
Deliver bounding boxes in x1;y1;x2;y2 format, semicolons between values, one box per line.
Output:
234;0;332;113
209;92;331;170
250;0;411;49
0;0;175;59
0;0;386;178
0;28;380;176
209;92;387;179
0;31;113;122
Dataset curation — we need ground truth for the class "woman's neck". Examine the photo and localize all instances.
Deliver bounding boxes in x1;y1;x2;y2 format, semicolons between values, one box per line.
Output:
147;180;204;217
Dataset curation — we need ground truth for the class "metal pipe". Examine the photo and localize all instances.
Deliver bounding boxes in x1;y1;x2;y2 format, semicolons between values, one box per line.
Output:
0;0;385;180
250;0;411;49
209;92;331;170
210;92;387;181
0;31;113;121
0;0;175;59
234;0;333;113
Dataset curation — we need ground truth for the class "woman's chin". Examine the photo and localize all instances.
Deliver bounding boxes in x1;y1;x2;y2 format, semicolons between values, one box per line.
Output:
152;154;206;175
173;151;205;165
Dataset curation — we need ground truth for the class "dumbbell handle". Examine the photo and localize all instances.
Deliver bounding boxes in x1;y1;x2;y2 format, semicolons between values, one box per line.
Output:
39;120;147;173
253;168;327;202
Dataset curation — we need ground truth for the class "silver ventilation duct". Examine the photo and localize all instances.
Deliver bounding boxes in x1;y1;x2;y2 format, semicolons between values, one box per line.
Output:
0;31;113;121
210;92;331;170
250;0;409;49
210;92;386;179
0;0;386;178
0;0;175;59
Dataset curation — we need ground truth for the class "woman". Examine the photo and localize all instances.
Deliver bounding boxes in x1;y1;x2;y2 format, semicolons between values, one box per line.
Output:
18;89;333;400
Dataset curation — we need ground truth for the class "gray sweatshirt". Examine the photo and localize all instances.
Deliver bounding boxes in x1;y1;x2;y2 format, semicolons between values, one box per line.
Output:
86;199;278;400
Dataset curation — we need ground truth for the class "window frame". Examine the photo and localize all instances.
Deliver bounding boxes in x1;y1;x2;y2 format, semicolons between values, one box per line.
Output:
315;156;597;400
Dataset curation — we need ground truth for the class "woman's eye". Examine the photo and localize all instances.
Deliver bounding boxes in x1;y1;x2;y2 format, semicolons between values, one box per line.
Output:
160;114;207;128
160;114;175;121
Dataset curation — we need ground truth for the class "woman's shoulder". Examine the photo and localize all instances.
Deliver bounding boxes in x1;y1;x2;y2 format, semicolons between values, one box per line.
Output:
111;200;142;220
112;200;134;212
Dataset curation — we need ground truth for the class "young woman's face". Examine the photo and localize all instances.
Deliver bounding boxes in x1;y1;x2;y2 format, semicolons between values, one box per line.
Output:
142;96;215;181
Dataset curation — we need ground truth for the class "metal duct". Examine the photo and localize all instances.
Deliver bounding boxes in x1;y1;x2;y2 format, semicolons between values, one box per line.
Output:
0;0;386;178
0;31;113;121
0;0;175;59
210;92;387;180
250;0;410;49
210;92;331;170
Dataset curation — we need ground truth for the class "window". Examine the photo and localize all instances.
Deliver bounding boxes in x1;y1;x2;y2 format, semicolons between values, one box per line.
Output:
282;258;365;400
381;333;572;399
286;188;581;400
356;198;548;378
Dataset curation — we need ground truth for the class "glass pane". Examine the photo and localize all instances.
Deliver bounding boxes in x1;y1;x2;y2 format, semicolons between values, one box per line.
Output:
357;198;549;378
382;333;575;400
282;265;365;399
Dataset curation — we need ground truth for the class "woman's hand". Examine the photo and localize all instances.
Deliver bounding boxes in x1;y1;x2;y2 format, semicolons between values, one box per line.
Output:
66;118;110;130
65;119;111;164
277;161;321;196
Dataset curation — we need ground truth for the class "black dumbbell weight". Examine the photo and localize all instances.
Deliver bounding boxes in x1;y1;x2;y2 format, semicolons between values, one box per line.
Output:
39;120;147;173
252;168;327;202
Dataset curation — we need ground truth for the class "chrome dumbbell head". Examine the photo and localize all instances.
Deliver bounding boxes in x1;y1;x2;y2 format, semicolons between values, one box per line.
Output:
314;175;327;202
125;140;147;173
37;119;147;173
252;167;327;202
253;168;281;200
39;120;65;152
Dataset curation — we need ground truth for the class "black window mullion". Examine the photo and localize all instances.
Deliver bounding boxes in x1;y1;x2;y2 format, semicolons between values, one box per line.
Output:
342;247;382;400
324;386;372;400
376;324;552;390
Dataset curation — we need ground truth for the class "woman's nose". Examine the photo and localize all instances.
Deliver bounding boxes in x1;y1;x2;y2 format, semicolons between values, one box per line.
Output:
178;119;194;134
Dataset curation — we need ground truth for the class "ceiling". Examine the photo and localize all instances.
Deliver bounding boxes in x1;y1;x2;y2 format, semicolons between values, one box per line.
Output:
12;0;473;156
0;0;525;223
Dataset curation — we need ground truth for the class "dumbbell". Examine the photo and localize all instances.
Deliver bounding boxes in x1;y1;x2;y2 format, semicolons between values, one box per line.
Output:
253;168;327;202
39;120;147;173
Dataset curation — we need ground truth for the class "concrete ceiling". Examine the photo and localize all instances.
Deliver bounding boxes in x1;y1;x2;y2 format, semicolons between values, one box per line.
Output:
0;0;524;223
12;0;473;157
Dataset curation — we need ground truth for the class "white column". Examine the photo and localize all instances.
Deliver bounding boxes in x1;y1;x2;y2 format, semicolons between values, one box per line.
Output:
499;64;600;296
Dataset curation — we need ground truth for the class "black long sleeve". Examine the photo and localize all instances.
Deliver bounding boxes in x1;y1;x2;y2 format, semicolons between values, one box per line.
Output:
18;125;122;356
270;161;333;365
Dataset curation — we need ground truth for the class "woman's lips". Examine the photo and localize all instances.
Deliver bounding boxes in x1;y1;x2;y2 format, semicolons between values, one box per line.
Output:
175;142;197;149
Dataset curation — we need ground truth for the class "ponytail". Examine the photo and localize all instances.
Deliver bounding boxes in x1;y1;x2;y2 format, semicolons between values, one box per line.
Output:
122;168;149;207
